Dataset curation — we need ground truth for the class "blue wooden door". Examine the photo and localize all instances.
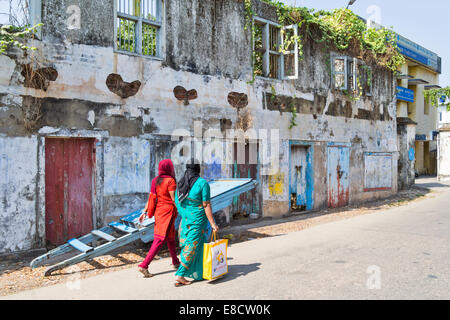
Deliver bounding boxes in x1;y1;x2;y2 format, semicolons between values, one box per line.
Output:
290;146;308;211
327;146;350;208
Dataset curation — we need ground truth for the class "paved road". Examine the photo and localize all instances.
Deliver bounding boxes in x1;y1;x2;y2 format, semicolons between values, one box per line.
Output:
4;178;450;300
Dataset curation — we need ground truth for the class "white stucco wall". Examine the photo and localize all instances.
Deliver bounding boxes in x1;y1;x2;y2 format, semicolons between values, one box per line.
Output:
0;136;39;252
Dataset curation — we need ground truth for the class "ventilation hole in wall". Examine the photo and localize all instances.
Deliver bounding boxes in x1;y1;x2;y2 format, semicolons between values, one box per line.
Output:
173;86;197;105
227;92;248;109
21;64;58;91
106;73;141;99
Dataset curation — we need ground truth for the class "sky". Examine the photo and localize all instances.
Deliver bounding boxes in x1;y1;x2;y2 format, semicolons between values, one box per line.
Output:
281;0;450;87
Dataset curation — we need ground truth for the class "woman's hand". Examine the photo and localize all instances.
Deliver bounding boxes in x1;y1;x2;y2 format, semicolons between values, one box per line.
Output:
203;201;219;232
138;213;147;224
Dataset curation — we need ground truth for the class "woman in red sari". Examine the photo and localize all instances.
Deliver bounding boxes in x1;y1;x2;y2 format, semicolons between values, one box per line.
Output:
137;159;180;277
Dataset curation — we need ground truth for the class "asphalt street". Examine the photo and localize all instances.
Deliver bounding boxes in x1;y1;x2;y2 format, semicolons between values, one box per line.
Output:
3;178;450;300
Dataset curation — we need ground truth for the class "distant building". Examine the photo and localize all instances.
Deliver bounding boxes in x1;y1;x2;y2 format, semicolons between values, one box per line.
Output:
367;20;442;186
438;104;450;128
438;100;450;181
395;34;441;181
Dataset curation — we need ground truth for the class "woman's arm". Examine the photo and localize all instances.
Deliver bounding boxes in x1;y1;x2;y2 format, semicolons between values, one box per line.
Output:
139;192;152;223
169;190;176;203
203;201;219;232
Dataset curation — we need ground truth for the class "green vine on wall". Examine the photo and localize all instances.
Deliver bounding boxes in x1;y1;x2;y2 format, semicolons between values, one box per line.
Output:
0;24;41;55
244;0;406;81
424;87;450;111
289;95;298;129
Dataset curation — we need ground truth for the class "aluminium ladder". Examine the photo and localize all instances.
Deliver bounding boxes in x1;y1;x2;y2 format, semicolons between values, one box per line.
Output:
30;178;258;276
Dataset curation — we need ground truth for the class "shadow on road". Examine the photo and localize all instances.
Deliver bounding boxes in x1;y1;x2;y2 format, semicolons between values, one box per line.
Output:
415;176;450;189
416;182;450;189
208;262;261;284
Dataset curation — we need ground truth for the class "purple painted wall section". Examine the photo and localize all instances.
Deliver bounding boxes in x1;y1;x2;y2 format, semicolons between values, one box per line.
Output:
203;158;223;182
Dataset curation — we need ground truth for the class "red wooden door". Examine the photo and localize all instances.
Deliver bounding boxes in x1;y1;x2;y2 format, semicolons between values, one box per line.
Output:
45;138;95;246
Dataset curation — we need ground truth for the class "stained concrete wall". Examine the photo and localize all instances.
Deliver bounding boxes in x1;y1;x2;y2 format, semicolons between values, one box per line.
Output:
41;0;114;47
0;0;399;252
397;118;416;190
165;0;252;79
0;136;44;252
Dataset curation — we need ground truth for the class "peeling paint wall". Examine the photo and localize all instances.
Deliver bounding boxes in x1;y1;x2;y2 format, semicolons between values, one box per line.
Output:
104;137;150;196
0;136;41;252
0;0;399;253
42;0;114;47
397;118;416;190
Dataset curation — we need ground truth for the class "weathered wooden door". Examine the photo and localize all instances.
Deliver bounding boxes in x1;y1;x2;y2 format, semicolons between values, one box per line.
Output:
45;138;95;246
232;141;260;216
327;145;350;208
290;145;308;211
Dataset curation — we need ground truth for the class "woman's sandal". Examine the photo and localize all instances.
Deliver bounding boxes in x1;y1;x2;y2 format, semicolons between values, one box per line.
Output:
138;267;153;278
174;278;192;287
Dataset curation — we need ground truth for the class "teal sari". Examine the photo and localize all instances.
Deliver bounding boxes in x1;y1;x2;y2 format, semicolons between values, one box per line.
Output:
174;178;211;280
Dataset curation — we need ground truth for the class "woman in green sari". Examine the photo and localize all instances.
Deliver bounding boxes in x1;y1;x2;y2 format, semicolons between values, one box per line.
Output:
174;163;219;286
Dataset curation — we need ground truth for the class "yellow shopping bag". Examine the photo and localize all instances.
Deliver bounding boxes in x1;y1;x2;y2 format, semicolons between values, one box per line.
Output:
203;231;228;280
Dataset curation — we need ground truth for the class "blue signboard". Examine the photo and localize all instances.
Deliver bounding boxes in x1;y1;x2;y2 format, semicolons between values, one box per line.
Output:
396;34;441;73
416;134;427;141
397;86;414;103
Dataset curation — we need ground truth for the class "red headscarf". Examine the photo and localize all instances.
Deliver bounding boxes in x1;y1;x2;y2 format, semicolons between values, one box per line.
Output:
150;159;175;194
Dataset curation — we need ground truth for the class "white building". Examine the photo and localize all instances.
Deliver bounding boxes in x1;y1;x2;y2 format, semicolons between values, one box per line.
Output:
438;104;450;128
438;100;450;182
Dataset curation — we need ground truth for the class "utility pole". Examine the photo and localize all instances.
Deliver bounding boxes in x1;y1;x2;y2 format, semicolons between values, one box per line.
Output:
346;0;357;9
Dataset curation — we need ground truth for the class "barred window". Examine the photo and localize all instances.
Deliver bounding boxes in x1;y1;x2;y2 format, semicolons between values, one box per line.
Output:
115;0;162;57
331;55;372;96
253;16;298;80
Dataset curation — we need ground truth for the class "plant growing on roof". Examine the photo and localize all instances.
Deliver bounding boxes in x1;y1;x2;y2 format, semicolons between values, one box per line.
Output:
424;87;450;111
244;0;405;81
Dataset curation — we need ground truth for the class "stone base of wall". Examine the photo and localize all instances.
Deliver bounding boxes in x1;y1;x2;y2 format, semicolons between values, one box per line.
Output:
262;200;290;218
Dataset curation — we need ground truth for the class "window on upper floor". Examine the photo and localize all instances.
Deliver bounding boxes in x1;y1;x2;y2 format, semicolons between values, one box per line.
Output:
331;55;372;96
252;17;298;80
0;0;29;26
0;0;42;39
115;0;162;58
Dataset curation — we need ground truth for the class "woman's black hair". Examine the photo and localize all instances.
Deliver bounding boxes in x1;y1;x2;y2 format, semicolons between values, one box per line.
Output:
186;163;201;173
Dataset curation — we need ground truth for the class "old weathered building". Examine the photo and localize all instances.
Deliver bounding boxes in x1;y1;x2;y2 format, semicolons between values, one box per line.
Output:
1;0;400;254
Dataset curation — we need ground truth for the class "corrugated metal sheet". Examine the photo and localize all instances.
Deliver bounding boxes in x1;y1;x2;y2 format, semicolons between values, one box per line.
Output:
121;178;258;226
